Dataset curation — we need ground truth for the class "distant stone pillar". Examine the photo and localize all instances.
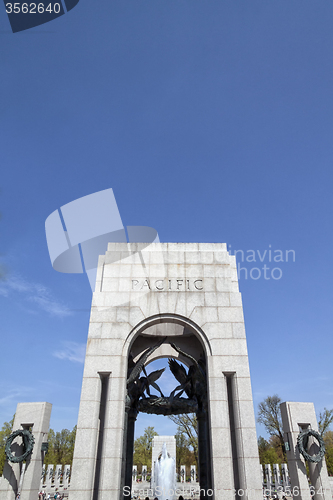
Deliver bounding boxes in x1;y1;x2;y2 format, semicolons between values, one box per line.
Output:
265;464;272;494
55;465;62;489
281;464;290;491
260;464;264;486
273;464;281;488
47;465;54;490
141;466;147;482
180;466;186;483
63;465;70;489
0;402;52;500
132;466;137;484
280;402;332;500
190;465;196;483
40;465;46;491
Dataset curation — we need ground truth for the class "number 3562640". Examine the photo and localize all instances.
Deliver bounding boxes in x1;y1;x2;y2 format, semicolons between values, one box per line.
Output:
5;3;61;13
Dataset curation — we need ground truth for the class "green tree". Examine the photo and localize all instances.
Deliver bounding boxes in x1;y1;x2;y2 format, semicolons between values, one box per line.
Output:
168;414;198;464
323;431;333;476
176;431;189;470
44;426;77;468
257;395;286;461
325;446;333;476
258;436;282;466
0;416;14;475
318;408;333;435
133;427;158;471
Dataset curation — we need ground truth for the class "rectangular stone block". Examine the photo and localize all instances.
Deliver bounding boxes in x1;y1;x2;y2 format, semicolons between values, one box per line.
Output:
76;400;100;429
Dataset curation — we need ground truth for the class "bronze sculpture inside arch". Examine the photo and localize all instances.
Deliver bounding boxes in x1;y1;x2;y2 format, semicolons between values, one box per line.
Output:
123;337;212;499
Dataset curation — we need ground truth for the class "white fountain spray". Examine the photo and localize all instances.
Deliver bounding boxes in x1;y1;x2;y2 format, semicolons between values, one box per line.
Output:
154;443;176;500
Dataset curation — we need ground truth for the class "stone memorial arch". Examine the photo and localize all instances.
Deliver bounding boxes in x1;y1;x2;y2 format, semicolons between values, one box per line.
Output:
69;243;262;500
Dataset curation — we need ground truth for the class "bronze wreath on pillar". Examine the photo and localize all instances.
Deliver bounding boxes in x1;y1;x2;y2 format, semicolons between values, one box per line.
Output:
5;429;35;463
297;428;325;463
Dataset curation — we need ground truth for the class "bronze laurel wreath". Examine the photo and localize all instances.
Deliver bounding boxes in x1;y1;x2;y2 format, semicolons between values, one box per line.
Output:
297;428;325;463
5;429;35;463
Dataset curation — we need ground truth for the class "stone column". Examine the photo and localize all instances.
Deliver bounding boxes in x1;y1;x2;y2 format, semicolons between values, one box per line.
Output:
273;464;281;489
55;465;62;490
208;372;234;500
46;465;53;491
97;364;127;500
229;375;262;500
63;466;71;490
260;464;264;487
132;465;137;484
0;402;52;500
280;402;332;500
69;375;104;500
190;465;196;483
141;466;147;483
281;463;290;491
264;464;272;494
180;466;186;483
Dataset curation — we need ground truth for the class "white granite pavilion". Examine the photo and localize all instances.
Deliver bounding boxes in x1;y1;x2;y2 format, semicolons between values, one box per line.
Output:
68;242;262;500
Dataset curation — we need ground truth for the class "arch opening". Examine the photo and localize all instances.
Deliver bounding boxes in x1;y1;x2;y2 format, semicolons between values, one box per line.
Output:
122;318;213;500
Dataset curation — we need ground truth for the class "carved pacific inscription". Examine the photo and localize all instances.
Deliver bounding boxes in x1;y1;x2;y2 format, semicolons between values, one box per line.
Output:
131;279;203;291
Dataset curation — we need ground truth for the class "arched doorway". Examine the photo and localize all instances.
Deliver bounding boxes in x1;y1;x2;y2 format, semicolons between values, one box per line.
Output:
122;316;213;499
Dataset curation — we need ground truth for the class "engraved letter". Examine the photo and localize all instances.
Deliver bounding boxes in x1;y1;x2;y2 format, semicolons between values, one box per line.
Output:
155;280;164;291
132;280;139;289
176;279;184;290
141;279;151;290
194;279;203;290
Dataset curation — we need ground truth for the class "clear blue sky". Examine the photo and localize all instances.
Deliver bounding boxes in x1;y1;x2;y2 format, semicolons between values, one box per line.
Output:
0;0;333;442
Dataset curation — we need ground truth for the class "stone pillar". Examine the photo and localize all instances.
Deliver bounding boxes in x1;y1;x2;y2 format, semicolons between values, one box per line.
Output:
273;464;281;488
55;465;62;490
208;372;234;500
132;466;137;484
190;465;196;483
281;463;290;491
69;373;113;500
141;466;147;482
46;465;53;490
63;466;71;490
264;464;272;494
0;402;52;500
280;402;332;500
260;464;264;486
219;373;262;500
180;466;186;483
